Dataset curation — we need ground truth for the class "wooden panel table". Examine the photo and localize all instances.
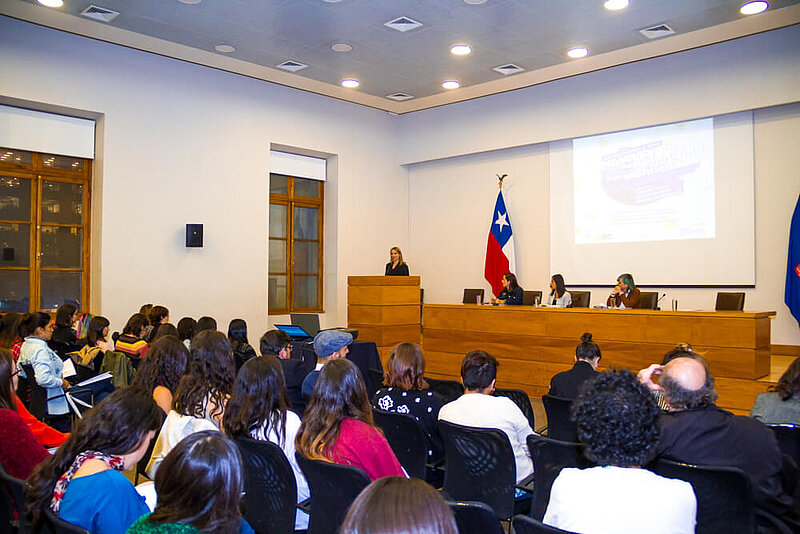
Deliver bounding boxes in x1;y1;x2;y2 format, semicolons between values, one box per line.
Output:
422;304;775;412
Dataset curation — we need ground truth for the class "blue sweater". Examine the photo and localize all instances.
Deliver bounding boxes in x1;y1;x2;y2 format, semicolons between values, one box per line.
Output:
59;469;149;534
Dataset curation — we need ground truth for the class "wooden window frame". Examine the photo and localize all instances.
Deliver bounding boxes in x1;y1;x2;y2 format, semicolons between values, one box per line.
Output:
268;174;324;315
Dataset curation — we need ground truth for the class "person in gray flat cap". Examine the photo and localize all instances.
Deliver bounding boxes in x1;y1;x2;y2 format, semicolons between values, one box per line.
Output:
301;329;353;401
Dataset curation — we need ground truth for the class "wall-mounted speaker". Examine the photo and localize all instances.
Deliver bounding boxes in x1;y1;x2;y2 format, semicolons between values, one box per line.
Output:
186;224;203;247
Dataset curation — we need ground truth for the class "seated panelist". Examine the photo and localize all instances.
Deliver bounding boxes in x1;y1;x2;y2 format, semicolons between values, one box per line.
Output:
491;273;524;305
548;274;572;307
606;273;641;308
385;246;409;276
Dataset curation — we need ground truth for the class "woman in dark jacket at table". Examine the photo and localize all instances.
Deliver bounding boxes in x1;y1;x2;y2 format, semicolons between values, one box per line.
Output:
385;246;409;276
492;272;524;305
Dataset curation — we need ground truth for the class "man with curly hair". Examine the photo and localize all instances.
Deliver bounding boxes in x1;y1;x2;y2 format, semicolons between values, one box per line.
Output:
544;369;696;534
639;355;797;523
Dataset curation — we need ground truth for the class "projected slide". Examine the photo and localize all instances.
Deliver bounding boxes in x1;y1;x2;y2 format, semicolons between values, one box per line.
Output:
573;118;715;245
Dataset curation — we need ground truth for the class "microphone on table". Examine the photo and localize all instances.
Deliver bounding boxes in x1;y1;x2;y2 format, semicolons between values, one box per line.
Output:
656;293;667;310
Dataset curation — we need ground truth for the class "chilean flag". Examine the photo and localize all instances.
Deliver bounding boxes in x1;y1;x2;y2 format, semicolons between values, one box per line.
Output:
786;193;800;327
484;191;516;296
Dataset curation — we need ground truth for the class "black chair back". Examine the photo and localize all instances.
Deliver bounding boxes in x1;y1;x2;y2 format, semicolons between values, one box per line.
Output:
135;412;166;484
367;368;384;395
638;291;659;310
373;408;428;480
295;453;370;534
290;313;321;337
448;501;504;534
512;514;579;534
522;291;542;306
462;288;484;304
425;377;464;404
541;395;577;443
651;458;754;534
41;508;90;534
0;464;29;534
526;434;590;521
47;340;74;360
569;291;590;308
235;438;298;534
494;388;535;431
715;291;745;311
20;363;49;420
438;420;517;520
92;351;105;375
73;362;96;383
768;424;800;464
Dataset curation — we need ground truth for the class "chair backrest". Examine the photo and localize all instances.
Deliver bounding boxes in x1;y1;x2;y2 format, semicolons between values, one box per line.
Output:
448;501;504;534
462;288;484;305
768;424;800;465
526;434;590;521
438;420;517;521
569;291;590;308
47;340;74;360
295;453;370;534
73;362;96;383
0;463;29;534
638;291;659;310
715;291;745;311
367;368;384;395
235;438;298;534
541;395;577;443
512;514;579;534
41;507;90;534
651;458;754;534
290;313;321;337
373;408;428;480
494;388;535;431
135;412;166;484
425;377;464;404
20;363;48;420
522;290;542;306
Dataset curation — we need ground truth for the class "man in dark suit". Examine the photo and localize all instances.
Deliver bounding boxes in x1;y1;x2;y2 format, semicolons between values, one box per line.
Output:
260;329;312;414
548;332;601;399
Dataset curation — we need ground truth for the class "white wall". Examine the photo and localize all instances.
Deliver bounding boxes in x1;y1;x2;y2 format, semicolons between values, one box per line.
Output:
0;16;409;336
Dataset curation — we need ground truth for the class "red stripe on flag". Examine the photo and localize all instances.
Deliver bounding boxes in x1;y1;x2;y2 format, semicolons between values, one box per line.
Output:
484;232;510;297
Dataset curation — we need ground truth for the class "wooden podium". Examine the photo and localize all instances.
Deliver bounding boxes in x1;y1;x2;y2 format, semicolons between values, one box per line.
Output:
347;276;421;366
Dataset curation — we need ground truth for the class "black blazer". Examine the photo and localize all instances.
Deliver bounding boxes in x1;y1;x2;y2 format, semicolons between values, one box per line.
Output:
548;360;598;399
385;262;409;276
279;357;313;414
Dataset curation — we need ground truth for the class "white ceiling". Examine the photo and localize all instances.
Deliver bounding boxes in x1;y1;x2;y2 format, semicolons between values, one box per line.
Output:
2;0;799;113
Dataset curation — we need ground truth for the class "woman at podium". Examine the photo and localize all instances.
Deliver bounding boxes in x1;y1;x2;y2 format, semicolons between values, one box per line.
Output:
607;273;641;308
492;273;524;305
385;246;409;276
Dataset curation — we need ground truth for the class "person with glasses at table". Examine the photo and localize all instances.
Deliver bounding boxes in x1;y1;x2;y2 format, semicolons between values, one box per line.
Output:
260;329;311;414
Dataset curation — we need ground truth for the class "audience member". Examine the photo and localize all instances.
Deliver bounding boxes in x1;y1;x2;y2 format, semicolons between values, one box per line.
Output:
52;303;80;346
548;332;601;399
74;316;113;366
438;350;534;483
372;342;444;465
0;348;49;479
26;388;162;533
260;329;310;412
131;336;190;414
228;318;257;372
145;305;169;343
0;312;23;349
639;356;797;522
223;356;310;530
127;431;253;534
146;330;234;478
116;313;149;359
544;369;696;534
9;313;25;361
301;329;352;400
751;355;800;425
196;316;217;333
176;317;196;350
341;476;457;534
296;358;405;481
151;323;178;343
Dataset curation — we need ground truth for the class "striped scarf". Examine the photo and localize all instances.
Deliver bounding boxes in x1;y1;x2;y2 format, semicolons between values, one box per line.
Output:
50;451;124;514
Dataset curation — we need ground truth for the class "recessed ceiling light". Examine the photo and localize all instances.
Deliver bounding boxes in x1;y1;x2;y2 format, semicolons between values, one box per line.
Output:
341;79;360;88
567;47;589;59
178;0;202;4
323;0;343;3
740;1;769;15
442;80;460;90
450;44;472;56
36;0;64;7
604;0;629;10
463;0;488;4
214;44;236;53
331;43;353;52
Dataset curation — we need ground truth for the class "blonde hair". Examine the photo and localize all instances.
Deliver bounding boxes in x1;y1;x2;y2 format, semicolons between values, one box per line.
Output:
390;247;405;265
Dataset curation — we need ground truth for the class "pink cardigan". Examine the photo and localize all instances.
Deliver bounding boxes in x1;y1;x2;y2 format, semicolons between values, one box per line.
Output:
329;418;405;481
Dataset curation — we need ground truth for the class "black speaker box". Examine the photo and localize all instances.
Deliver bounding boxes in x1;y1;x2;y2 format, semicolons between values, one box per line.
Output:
186;224;203;247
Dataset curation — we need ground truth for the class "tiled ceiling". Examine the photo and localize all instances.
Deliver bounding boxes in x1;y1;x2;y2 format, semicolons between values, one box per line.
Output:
3;0;800;113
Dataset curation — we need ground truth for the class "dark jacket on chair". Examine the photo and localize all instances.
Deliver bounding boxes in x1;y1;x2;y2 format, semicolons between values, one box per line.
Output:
548;360;598;400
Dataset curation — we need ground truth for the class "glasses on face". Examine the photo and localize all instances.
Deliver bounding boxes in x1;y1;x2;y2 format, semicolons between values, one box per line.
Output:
11;368;20;378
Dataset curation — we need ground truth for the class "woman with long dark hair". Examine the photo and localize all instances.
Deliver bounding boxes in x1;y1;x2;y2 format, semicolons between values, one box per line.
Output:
145;306;170;343
52;303;79;345
751;355;800;424
128;431;253;534
295;358;404;481
26;388;162;533
548;274;572;307
17;312;71;420
146;330;235;478
491;272;524;305
223;356;310;530
227;318;256;372
116;313;149;359
131;336;190;415
74;316;112;366
176;317;196;350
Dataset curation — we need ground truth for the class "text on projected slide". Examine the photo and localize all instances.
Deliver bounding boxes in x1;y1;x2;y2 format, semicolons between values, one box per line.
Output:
573;118;715;245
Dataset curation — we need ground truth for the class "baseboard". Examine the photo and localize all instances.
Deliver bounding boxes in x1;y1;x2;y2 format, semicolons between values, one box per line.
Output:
771;344;800;356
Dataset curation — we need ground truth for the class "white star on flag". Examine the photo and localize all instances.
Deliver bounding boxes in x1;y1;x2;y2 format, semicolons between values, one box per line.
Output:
495;211;508;232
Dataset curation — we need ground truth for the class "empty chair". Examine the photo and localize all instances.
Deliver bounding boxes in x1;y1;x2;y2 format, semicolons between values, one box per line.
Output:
291;313;321;337
715;291;745;311
569;291;590;308
448;501;504;534
295;453;370;534
0;464;29;534
541;395;577;443
512;514;579;534
462;288;485;305
425;377;464;404
526;434;591;521
494;388;535;431
638;291;659;310
235;438;298;534
522;291;542;306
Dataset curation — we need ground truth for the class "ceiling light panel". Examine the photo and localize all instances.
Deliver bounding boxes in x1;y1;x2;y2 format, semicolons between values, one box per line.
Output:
384;16;423;32
276;60;308;72
81;5;119;22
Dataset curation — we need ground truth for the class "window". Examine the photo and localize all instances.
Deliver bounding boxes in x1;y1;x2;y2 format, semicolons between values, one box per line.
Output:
269;173;323;314
0;147;91;313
